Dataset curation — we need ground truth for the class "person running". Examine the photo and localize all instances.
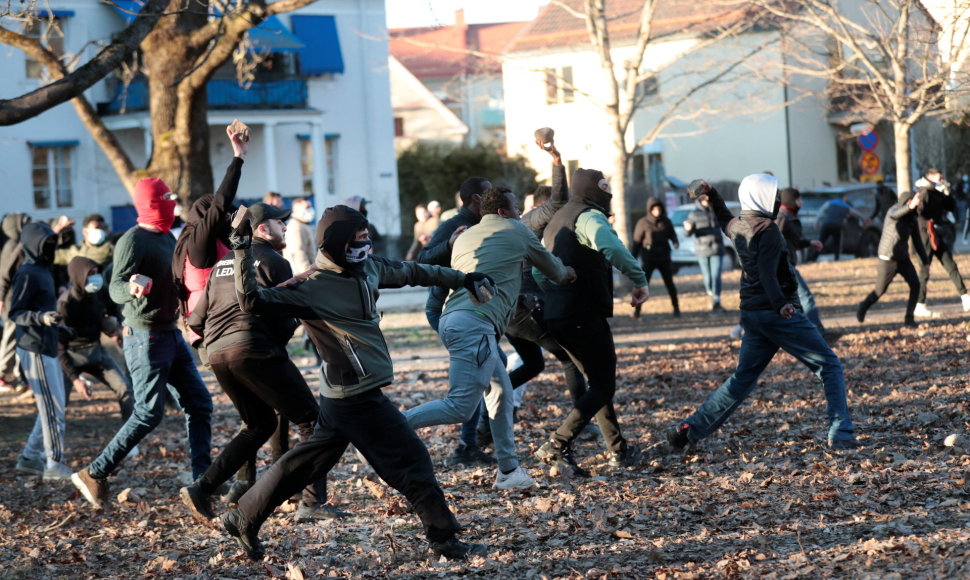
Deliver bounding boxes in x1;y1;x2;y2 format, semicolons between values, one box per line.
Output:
181;202;338;523
631;198;680;318
775;188;828;335
535;167;649;476
72;177;214;509
666;175;858;451
219;204;490;561
857;190;929;327
913;168;970;317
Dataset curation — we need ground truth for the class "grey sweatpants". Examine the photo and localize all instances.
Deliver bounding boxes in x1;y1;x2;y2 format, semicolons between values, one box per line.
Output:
19;347;66;465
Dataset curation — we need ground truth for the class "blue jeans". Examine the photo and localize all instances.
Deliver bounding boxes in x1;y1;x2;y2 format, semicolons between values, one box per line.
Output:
697;254;723;301
89;328;213;479
684;309;855;443
794;268;824;333
404;310;518;472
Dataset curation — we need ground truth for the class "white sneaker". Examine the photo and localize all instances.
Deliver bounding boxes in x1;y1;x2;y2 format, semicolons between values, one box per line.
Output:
962;294;970;312
729;324;743;340
494;466;535;490
43;462;73;481
913;303;940;318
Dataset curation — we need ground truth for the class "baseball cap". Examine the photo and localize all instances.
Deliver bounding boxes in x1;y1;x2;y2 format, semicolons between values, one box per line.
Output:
249;202;291;226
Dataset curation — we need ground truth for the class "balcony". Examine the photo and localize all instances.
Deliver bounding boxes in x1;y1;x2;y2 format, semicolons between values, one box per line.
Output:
100;77;308;114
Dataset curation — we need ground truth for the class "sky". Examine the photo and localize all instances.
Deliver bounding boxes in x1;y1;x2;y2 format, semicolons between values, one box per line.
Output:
385;0;548;29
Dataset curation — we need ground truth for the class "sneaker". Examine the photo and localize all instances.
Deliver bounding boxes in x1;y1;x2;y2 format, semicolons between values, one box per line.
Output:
476;422;493;450
294;503;351;522
535;440;590;477
71;468;109;509
43;461;73;481
447;442;496;466
828;438;861;450
221;509;265;561
16;455;44;475
666;423;691;450
672;309;682;318
429;537;488;561
903;317;918;328
607;442;643;468
913;303;939;318
494;466;535;490
224;480;253;505
856;301;867;323
962;294;970;312
729;324;743;340
711;302;725;313
180;484;215;522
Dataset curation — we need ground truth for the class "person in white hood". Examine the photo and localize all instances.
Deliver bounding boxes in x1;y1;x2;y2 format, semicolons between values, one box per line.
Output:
666;174;859;451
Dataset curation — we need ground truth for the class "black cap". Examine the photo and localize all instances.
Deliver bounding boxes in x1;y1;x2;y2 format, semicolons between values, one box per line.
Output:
249;202;291;226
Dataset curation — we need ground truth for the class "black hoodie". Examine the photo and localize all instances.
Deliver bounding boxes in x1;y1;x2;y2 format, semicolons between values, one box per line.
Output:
9;222;58;356
631;197;679;260
56;257;120;381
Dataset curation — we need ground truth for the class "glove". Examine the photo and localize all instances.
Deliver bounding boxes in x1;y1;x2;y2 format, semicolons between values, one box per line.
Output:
463;272;496;305
41;311;62;326
228;205;253;250
687;179;712;201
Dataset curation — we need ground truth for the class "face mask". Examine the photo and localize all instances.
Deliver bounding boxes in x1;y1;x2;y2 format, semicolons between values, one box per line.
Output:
297;207;315;223
84;274;104;294
345;240;372;263
84;227;108;246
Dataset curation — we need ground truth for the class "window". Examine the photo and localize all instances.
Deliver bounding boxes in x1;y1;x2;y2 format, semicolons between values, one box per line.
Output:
635;76;659;103
31;145;74;209
299;138;314;195
23;16;65;79
325;135;339;195
394;117;404;137
545;66;574;104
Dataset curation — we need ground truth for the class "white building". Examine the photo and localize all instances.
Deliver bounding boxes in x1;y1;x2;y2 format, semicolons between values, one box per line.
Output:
501;0;856;200
0;1;400;237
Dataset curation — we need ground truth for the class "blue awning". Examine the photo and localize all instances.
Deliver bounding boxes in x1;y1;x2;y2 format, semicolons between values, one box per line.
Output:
292;15;344;75
35;9;75;18
28;140;80;147
247;15;305;53
110;0;143;24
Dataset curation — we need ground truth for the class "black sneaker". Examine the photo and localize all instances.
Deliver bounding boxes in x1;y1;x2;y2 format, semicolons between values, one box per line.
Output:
429;537;488;561
607;442;643;468
180;483;215;522
448;442;495;466
828;438;861;450
903;318;918;328
221;509;265;561
666;423;691;450
224;480;253;505
856;302;867;323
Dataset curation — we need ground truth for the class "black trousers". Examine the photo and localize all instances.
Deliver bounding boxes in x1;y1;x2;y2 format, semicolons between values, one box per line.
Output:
201;350;325;505
862;257;920;320
545;314;625;453
505;308;586;395
639;256;679;313
819;224;843;260
237;388;460;543
917;243;967;303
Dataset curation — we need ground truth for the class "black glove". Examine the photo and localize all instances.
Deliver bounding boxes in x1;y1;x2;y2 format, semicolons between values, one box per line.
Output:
687;179;712;201
56;324;76;341
41;311;62;326
463;272;496;304
228;205;253;250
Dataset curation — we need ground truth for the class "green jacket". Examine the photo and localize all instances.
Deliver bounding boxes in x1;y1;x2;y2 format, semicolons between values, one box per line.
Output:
234;247;466;399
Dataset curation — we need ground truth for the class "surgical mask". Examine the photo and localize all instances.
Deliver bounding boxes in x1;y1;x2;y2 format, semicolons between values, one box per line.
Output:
297;207;315;223
84;274;104;294
84;227;108;246
345;240;372;263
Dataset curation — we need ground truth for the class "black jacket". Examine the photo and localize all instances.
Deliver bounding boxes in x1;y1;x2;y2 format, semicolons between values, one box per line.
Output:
685;201;724;258
416;206;481;317
775;206;811;266
187;238;298;356
707;188;799;313
917;183;957;250
879;195;929;263
631;198;678;261
0;213;30;309
56;257;120;382
9;222;58;357
519;163;568;297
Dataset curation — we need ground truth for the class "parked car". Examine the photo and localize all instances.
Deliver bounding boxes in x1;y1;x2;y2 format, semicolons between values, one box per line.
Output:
668;201;741;272
797;183;889;261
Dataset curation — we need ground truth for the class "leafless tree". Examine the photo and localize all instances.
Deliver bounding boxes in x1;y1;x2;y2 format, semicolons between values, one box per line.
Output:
0;0;319;201
752;0;970;189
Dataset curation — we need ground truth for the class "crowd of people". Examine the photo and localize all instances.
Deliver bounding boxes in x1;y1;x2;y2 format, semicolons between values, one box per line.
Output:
3;121;968;564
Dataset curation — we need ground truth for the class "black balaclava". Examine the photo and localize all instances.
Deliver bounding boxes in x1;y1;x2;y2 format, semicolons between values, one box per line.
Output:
570;168;612;215
315;205;369;271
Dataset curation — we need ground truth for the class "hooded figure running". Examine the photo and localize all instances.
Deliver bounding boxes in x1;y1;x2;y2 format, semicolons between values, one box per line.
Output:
667;174;858;451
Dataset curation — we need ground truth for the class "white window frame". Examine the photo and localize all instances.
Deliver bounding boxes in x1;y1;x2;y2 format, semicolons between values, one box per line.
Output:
31;144;75;210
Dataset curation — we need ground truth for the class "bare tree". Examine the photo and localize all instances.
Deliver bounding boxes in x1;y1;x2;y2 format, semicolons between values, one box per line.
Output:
550;0;767;243
753;0;970;189
0;0;319;201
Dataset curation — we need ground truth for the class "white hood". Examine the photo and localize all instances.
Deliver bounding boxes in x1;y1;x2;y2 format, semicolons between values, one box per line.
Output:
738;173;779;216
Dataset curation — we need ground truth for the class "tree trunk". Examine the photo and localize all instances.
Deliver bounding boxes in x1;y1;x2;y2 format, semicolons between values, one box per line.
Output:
894;122;912;191
611;146;631;247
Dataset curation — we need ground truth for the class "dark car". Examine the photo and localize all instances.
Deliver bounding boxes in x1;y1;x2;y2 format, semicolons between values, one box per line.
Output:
797;183;889;261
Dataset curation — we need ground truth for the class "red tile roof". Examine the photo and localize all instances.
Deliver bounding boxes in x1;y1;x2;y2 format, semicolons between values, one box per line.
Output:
390;20;529;79
507;0;753;54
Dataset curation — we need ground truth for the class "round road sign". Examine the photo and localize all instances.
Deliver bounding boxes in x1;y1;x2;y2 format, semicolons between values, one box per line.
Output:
860;151;880;174
858;131;878;151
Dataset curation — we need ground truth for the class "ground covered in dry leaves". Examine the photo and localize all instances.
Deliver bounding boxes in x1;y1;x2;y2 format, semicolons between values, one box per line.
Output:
1;256;969;579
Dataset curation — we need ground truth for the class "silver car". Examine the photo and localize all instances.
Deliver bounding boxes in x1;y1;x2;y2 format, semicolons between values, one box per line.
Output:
668;201;740;273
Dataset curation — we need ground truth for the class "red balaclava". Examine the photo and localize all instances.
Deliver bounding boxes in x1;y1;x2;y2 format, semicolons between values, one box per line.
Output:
134;177;176;234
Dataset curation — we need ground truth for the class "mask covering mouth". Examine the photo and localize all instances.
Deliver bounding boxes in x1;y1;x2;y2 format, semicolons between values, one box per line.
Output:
84;274;104;294
345;240;372;263
85;228;108;246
